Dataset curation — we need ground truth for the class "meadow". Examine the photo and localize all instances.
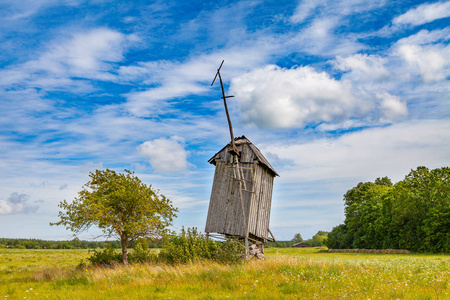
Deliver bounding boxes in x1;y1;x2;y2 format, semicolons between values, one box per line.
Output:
1;247;448;299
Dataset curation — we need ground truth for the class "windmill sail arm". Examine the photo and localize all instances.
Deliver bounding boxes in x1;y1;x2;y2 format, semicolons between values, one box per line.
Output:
211;60;224;86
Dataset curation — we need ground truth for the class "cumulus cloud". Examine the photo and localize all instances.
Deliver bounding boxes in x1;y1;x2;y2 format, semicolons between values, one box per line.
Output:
0;192;39;215
331;28;449;123
230;65;369;129
393;1;450;27
138;137;189;173
336;31;450;84
396;43;449;82
391;29;450;83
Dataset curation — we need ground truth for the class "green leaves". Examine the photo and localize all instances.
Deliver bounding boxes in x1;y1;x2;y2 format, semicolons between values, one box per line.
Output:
159;227;244;264
51;169;178;264
291;233;303;243
328;166;450;253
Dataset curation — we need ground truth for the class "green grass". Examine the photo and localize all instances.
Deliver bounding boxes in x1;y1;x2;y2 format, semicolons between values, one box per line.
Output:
1;247;449;299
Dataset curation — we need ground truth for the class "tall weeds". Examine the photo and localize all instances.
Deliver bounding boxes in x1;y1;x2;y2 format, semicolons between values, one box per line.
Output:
159;227;244;264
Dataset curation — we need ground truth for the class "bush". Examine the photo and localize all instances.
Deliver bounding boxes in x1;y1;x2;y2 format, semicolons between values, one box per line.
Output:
87;245;121;266
216;238;245;264
159;227;244;264
128;238;156;264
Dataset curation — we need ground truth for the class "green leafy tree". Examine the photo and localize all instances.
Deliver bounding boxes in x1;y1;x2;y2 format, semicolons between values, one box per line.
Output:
71;237;82;248
343;180;392;248
325;224;352;249
329;167;449;253
51;169;178;264
308;231;329;247
374;176;393;187
291;233;303;244
387;166;450;252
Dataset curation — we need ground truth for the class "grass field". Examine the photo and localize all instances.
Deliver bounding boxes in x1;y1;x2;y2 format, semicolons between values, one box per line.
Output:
1;247;448;299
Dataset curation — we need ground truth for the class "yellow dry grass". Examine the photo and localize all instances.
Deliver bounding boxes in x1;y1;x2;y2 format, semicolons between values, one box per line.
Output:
1;247;449;299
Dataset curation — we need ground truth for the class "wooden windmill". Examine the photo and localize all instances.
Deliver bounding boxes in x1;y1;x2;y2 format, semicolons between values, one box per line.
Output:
205;61;278;257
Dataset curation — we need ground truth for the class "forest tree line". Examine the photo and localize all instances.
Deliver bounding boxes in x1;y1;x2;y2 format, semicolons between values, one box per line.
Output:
266;231;329;248
326;166;449;253
0;237;164;249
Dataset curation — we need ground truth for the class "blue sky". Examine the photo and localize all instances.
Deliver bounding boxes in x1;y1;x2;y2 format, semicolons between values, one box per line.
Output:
0;0;449;241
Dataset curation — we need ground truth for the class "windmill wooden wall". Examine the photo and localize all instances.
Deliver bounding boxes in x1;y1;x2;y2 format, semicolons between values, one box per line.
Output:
205;136;278;242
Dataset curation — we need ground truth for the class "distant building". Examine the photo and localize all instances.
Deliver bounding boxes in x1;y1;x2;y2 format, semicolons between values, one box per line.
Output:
291;242;311;248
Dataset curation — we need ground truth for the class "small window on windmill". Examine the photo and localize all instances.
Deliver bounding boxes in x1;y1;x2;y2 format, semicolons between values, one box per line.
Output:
205;61;278;258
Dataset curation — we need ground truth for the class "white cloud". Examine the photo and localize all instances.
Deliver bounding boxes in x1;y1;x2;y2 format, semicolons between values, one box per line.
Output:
396;43;449;82
391;29;450;82
291;17;365;56
290;0;326;23
138;137;189;173
0;28;134;92
393;1;450;27
230;65;369;129
332;29;449;122
31;27;130;79
339;29;450;85
264;120;450;183
288;0;387;56
396;28;450;46
0;0;64;21
334;54;389;82
0;192;39;215
291;0;386;24
125;82;208;116
122;44;278;116
378;92;408;120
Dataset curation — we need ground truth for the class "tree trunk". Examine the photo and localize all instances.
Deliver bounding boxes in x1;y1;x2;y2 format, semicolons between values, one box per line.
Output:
121;241;128;265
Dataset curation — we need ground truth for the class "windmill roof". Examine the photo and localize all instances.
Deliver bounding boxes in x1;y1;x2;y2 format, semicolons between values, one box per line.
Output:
208;135;279;176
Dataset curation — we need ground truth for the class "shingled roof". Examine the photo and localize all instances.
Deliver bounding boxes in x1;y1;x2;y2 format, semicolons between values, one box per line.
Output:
208;135;279;177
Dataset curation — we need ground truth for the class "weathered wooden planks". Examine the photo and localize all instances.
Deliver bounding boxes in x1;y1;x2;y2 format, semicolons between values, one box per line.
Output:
205;136;278;242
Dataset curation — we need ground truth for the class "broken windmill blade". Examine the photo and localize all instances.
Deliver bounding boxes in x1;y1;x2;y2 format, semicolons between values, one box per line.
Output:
211;60;238;156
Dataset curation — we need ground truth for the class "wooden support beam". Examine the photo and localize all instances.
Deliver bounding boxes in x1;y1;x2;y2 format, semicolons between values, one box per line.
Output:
268;228;276;243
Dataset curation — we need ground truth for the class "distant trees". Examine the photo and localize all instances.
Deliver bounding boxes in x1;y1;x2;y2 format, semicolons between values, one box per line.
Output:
291;233;303;243
51;169;178;264
308;231;328;246
267;231;329;248
326;167;450;253
0;238;118;249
